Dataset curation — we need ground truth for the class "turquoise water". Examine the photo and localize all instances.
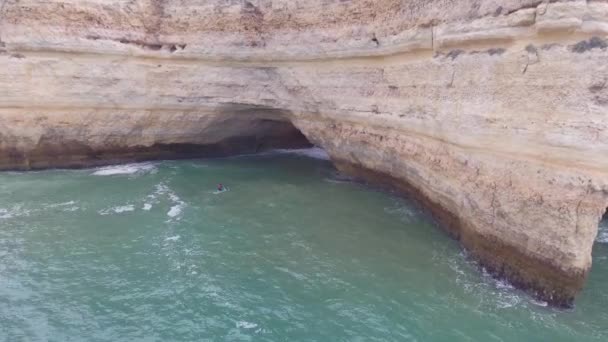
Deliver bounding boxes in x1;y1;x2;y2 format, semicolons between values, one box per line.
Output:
0;149;607;341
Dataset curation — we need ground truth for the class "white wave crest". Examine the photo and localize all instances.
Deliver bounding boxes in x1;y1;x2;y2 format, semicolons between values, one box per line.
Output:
168;193;181;203
92;163;156;176
154;183;170;196
495;279;515;290
43;201;80;212
530;299;548;307
165;235;180;241
269;147;330;160
167;204;184;218
0;205;31;219
236;321;258;329
0;209;14;219
114;205;135;213
154;183;187;220
275;267;307;281
597;231;608;243
384;203;418;223
597;218;608;243
46;201;76;208
99;205;135;215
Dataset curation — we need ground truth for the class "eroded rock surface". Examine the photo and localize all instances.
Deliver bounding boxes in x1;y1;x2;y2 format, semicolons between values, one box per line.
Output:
1;0;607;306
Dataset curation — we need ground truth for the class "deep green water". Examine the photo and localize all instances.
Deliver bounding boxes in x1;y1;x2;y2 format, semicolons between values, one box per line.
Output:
1;149;607;341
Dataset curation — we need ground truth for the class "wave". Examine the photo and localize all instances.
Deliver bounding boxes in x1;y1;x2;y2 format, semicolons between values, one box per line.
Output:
235;321;258;329
43;201;80;212
275;266;308;281
167;204;184;218
0;205;31;219
269;147;330;160
154;183;187;220
96;183;186;219
324;176;356;184
384;201;419;223
91;162;156;176
447;250;526;310
597;231;608;244
98;204;135;215
45;201;76;208
597;218;608;243
530;299;548;307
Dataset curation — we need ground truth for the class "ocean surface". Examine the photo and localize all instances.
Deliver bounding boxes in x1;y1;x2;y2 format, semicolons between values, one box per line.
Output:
0;148;607;341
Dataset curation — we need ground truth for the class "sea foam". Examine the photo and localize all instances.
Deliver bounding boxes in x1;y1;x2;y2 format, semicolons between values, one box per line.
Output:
167;204;184;218
99;205;135;215
0;209;14;219
92;163;156;176
152;183;187;220
236;321;258;329
0;205;31;219
271;147;330;160
46;201;76;208
597;219;608;243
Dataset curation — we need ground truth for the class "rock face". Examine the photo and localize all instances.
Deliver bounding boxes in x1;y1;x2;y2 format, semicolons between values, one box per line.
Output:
1;0;608;306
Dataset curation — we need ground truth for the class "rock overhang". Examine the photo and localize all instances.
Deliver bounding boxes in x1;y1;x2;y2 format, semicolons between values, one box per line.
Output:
1;0;608;306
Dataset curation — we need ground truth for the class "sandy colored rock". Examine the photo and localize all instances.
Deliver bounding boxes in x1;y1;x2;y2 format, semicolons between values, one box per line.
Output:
1;0;608;306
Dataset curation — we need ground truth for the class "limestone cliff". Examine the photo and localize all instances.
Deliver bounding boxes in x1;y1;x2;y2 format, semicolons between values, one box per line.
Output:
1;0;607;306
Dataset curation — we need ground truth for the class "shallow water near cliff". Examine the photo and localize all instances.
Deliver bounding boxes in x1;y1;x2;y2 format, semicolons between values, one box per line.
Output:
1;149;607;341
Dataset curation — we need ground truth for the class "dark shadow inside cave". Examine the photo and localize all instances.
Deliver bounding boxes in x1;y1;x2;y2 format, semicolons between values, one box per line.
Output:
179;104;314;156
141;106;314;161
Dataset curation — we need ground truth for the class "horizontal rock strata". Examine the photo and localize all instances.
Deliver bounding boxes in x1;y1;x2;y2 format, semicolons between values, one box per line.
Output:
1;0;608;306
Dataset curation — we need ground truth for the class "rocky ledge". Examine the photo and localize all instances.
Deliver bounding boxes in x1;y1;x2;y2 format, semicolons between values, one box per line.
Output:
1;0;607;306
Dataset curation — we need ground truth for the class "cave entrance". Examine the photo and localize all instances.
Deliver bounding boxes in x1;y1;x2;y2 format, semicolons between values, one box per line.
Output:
150;104;314;160
6;103;317;170
204;104;313;156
